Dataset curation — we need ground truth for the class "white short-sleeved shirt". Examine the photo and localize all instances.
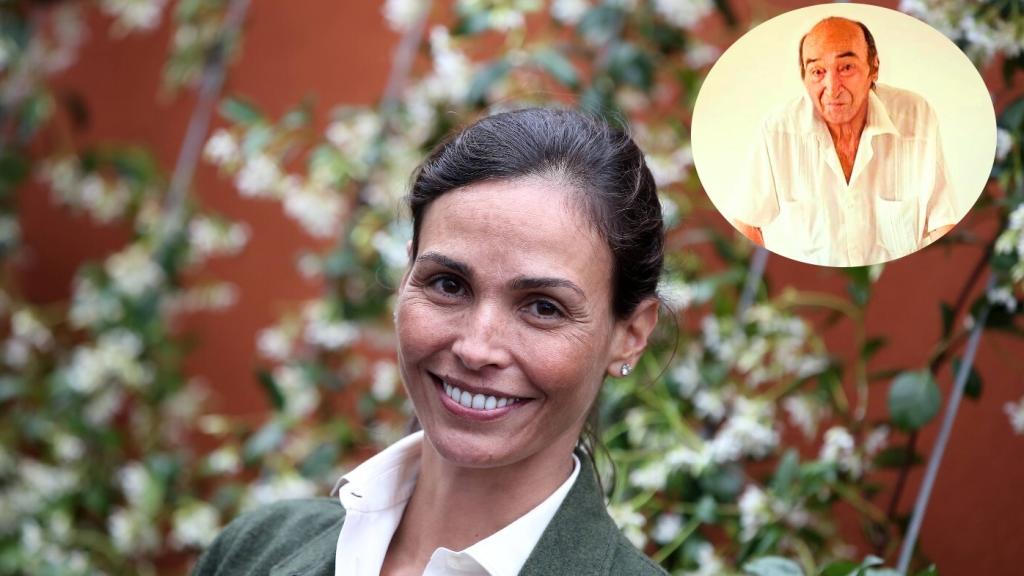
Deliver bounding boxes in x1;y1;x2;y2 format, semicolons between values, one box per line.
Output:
730;83;958;266
332;431;580;576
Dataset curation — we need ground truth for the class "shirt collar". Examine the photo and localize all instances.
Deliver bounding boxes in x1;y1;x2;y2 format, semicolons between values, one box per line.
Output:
332;430;422;513
798;86;900;139
332;431;581;576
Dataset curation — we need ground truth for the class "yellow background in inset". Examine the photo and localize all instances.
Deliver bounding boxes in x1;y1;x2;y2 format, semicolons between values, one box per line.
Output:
692;2;996;223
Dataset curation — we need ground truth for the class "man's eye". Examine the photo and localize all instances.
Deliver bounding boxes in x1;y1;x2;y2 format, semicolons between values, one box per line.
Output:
811;68;824;77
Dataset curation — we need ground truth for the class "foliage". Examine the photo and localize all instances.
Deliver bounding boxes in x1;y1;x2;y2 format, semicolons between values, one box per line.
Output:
2;0;1024;574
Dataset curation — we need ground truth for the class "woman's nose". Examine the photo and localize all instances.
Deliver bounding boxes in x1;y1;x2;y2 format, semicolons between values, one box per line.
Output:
451;304;512;371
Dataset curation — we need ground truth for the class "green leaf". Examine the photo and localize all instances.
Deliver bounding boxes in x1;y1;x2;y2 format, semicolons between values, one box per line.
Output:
607;42;655;90
843;266;873;307
999;94;1024;130
257;369;284;411
952;357;983;400
819;561;859;576
770;449;799;495
694;494;717;523
220;97;264;125
939;302;955;338
243;419;286;462
888;371;941;431
873;446;923;469
578;5;624;45
860;337;887;362
466;59;511;107
744;556;804;576
242;124;273;156
913;565;939;576
533;49;579;88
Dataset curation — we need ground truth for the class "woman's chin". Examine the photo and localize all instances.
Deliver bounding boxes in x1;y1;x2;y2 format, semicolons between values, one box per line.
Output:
421;429;520;469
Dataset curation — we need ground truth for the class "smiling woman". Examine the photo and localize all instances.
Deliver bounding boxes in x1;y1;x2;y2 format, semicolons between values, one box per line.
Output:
191;108;669;575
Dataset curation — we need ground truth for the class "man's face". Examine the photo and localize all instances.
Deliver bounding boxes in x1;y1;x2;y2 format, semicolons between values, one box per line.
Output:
801;19;878;128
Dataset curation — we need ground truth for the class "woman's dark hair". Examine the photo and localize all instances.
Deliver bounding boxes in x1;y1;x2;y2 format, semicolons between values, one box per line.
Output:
407;107;664;319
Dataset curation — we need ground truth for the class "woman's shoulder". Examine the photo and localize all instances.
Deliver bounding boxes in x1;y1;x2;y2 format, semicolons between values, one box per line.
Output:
191;498;345;576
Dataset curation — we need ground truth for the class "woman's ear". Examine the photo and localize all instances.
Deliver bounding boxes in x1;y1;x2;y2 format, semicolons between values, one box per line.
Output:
606;297;660;378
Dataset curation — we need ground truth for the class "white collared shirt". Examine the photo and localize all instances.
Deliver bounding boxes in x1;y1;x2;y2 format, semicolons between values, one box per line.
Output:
332;431;580;576
731;83;958;266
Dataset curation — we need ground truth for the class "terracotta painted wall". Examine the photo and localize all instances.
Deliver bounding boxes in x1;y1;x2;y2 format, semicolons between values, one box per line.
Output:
15;1;1023;574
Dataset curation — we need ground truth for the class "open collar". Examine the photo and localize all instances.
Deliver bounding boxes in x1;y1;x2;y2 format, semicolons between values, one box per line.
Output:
798;87;900;140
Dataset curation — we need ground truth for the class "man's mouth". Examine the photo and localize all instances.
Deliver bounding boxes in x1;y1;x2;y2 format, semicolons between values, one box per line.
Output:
442;380;523;411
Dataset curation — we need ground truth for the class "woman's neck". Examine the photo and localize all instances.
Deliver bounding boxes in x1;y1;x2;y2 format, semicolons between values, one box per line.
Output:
381;438;576;574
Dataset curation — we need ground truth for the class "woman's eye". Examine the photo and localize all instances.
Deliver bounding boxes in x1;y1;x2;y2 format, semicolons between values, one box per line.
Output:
429;276;465;297
529;299;564;319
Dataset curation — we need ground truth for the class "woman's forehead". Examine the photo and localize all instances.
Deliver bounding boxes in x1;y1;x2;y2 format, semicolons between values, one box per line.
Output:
416;179;613;284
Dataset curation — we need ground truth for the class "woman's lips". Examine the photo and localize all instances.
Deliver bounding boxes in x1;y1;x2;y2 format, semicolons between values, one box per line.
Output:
430;373;529;421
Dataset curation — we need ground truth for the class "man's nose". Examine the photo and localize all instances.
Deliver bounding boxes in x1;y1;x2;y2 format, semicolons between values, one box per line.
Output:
824;71;842;96
451;303;512;371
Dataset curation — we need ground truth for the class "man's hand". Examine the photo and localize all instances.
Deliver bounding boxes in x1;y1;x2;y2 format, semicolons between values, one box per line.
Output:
924;223;955;246
731;220;765;247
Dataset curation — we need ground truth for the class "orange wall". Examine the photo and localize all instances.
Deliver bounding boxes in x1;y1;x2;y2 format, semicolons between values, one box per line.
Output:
16;1;1024;574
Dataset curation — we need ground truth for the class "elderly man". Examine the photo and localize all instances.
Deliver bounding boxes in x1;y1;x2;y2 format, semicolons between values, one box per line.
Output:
730;16;957;266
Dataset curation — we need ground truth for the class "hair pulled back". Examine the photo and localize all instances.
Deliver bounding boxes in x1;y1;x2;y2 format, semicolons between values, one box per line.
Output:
407;107;664;319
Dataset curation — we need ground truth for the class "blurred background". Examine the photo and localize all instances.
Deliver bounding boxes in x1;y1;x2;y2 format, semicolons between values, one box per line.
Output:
2;0;1023;574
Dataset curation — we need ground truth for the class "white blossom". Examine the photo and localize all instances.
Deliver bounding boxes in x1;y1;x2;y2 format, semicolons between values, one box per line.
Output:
996;128;1014;162
235;154;282;198
372;222;412;270
325;110;381;173
629;460;671;491
0;215;20;248
273;364;319;419
99;0;167;34
684;541;726;575
1004;396;1024;435
54;434;85;463
709;396;779;462
371;361;399;401
738;484;770;541
171;502;220;549
424;27;473;103
665;443;713;475
303;301;358;350
685;41;720;68
204;128;241;166
188;216;249;262
693;389;727;422
69;276;123;328
242;472;318;511
820;426;862;478
105;244;165;299
65;329;151;394
987;285;1018;313
653;0;713;30
646;147;693;188
864;425;889;457
257;326;294;361
206;446;242;475
608;503;647;549
281;179;344;238
651;512;683;544
783;395;823;439
108;507;159;553
383;0;428;31
118;462;151;508
551;0;589;25
85;388;125;425
12;309;52;350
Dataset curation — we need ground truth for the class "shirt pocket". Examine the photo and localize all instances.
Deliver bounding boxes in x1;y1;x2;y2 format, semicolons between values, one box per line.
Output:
777;198;829;264
874;196;920;260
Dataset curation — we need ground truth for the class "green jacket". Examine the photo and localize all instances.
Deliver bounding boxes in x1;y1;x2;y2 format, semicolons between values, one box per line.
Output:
192;455;668;576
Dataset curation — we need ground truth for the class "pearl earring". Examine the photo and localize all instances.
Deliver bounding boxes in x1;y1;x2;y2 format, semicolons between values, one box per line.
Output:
620;363;632;377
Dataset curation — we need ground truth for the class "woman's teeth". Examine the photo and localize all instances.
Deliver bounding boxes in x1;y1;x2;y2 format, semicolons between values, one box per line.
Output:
443;382;517;411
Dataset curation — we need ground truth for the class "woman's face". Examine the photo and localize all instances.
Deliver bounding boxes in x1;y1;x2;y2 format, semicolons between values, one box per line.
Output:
396;178;623;470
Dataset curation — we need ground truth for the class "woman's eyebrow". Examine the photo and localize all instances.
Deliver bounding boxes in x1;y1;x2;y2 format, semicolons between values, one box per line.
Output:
510;276;586;298
415;252;472;279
